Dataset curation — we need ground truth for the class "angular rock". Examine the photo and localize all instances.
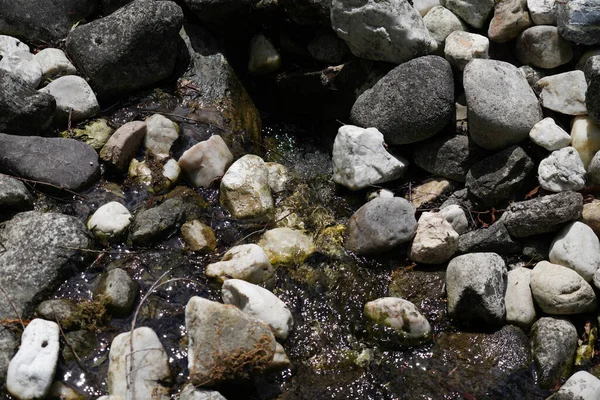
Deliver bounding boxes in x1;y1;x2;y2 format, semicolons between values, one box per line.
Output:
444;31;490;71
458;222;522;255
0;174;33;211
538;147;586;192
87;202;132;242
488;0;532;43
409;211;459;264
537;71;587;115
516;26;573;69
179;135;233;188
248;34;281;75
505;268;536;328
549;221;600;282
571;116;600;168
265;163;289;193
144;114;179;159
423;6;467;50
527;0;557;25
410;177;453;208
553;371;600;400
34;48;77;83
440;0;494;28
439;204;468;234
181;220;217;254
258;227;316;265
205;244;274;284
95;268;138;317
557;0;600;45
100;121;146;171
529;117;571;151
0;50;42;89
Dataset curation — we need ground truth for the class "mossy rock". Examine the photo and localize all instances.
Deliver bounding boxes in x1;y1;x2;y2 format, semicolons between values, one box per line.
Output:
61;119;114;151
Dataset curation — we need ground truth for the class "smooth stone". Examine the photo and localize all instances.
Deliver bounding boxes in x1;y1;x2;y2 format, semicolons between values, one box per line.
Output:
571;115;600;168
248;34;281;75
458;222;522;255
557;0;600;45
516;26;573;69
367;188;395;201
527;0;557;24
205;244;274;284
529;117;571;151
180;384;227;400
553;371;600;400
440;0;494;28
549;221;600;282
439;204;468;234
36;299;76;326
444;31;490;71
100;121;147;171
537;71;587;115
222;279;293;340
408;211;459;264
63;119;114;151
582;200;600;235
410;177;452;208
265;163;289;193
181;220;217;253
0;35;30;55
505;268;536;328
258;227;316;265
415;0;441;15
144;114;179;158
87;202;132;242
488;0;532;43
538;147;586;192
38;75;99;122
423;6;467;51
0;50;42;89
179;135;233;188
95;268;139;317
0;174;33;211
34;48;77;82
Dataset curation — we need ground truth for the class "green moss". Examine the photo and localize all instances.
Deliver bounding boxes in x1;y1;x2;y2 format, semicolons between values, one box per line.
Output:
62;294;111;332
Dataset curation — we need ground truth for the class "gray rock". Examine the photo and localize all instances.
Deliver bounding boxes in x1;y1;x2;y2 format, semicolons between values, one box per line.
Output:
440;0;494;28
423;6;467;51
439;204;469;234
516;26;573;69
346;197;417;255
586;66;600;125
465;145;534;207
61;330;97;362
444;31;490;71
0;50;42;89
464;59;542;151
505;268;536;328
503;192;583;237
180;384;228;400
527;0;557;25
95;268;138;317
446;252;507;328
531;317;578;389
0;174;32;211
522;235;551;261
0;133;100;192
0;329;16;385
553;371;600;400
549;221;600;282
66;0;183;97
458;222;522;255
351;55;454;145
538;147;586;192
557;0;600;45
537;71;587;116
488;0;532;43
518;65;546;88
39;75;99;122
584;55;600;83
588;151;600;185
36;299;76;325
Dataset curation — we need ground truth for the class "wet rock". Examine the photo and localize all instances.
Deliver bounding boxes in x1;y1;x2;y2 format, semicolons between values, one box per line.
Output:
34;48;77;83
529;117;571;151
553;371;600;400
185;296;276;386
144;114;179;159
95;268;138;317
410;177;453;209
265;163;289;193
180;384;227;400
505;268;536;328
423;6;467;51
62;119;114;152
62;330;97;362
557;0;600;45
100;121;146;171
258;227;316;265
537;71;587;115
488;0;532;43
36;299;76;326
464;59;542;151
181;220;217;253
549;221;600;282
179;135;233;188
439;204;468;234
582;199;600;235
332;125;407;190
458;222;522;255
129;198;197;245
351;56;454;145
307;30;350;64
205;244;274;284
446;252;507;328
38;75;99;123
527;0;557;25
129;158;180;193
538;147;586;192
0;174;32;211
530;261;597;314
516;26;573;69
440;0;494;28
571;116;600;168
444;31;490;71
0;50;42;89
531;317;578;389
248;34;281;75
266;342;292;372
409;212;459;264
87;202;132;242
345;197;417;255
7;319;59;400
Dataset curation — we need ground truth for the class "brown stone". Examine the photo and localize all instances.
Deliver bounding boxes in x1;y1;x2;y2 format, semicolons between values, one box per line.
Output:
100;121;146;170
488;0;532;43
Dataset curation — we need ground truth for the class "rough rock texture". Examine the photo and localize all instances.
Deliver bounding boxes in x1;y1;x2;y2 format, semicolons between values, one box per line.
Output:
205;244;274;284
458;222;522;255
409;212;459;264
181;220;217;254
553;371;600;400
440;0;494;28
529;117;571;151
505;268;536;328
100;121;147;171
0;174;33;211
488;0;532;43
549;221;600;282
516;26;573;69
537;71;587;115
0;329;16;387
527;0;557;25
557;0;600;45
444;31;490;71
538;147;586;192
586;67;600;125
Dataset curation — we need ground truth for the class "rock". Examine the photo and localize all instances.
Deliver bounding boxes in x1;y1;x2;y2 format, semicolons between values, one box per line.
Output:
345;197;417;255
527;0;557;24
258;227;316;265
529;117;571;151
0;329;16;385
0;35;30;55
587;67;600;125
100;121;146;171
415;0;441;15
185;296;276;386
502;191;583;237
465;145;534;206
144;114;179;158
36;299;76;325
423;6;467;51
332;125;408;190
537;71;587;115
410;177;453;209
48;381;85;400
95;268;138;317
458;222;522;254
61;330;97;362
440;0;494;28
581;51;600;74
0;70;55;135
519;65;546;88
516;26;573;69
87;202;131;242
582;200;600;235
7;319;59;399
0;50;42;89
549;221;600;282
409;211;459;264
178;135;234;188
505;268;536;328
205;244;274;284
222;279;293;340
571;116;600;168
0;174;32;211
265;163;289;193
248;34;281;75
446;253;507;328
538;147;586;192
181;220;217;253
108;327;170;399
307;30;350;64
38;75;99;123
63;119;114;151
351;56;454;145
531;317;578;389
464;59;542;151
129;198;198;245
0;212;90;319
180;384;227;400
553;371;600;400
220;155;274;221
530;261;597;314
364;297;432;347
557;0;600;45
444;31;490;71
330;0;436;64
367;188;395;201
128;158;180;193
66;0;183;98
34;48;77;82
488;0;532;43
439;204;468;234
266;342;291;372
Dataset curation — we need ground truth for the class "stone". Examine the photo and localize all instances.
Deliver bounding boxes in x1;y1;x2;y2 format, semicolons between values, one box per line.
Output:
367;188;395;201
581;51;600;74
439;204;468;234
307;30;350;64
34;48;77;82
505;268;536;328
129;158;180;193
0;329;16;385
587;66;600;125
330;0;436;64
178;135;233;188
446;253;507;328
144;114;179;158
488;0;532;43
0;50;42;89
61;330;97;363
100;121;146;171
38;75;99;123
220;155;274;221
466;145;534;207
415;0;441;15
332;125;408;190
553;371;600;400
464;59;542;151
222;279;294;340
519;65;546;88
267;342;292;372
409;211;459;264
180;384;227;400
409;177;452;208
529;117;571;151
502;191;583;237
185;296;276;386
48;381;85;400
0;174;33;211
444;31;490;71
531;317;578;389
36;299;76;325
345;197;417;255
205;244;274;284
181;220;217;253
108;327;170;399
6;319;59;400
557;0;600;45
95;268;139;317
265;163;289;193
0;35;29;55
258;227;316;265
279;0;331;25
537;71;587;115
248;34;281;75
440;0;494;28
458;222;522;255
530;261;597;314
549;221;600;282
423;6;467;51
87;202;132;242
582;200;600;235
63;119;114;151
571;116;600;168
351;56;454;145
516;26;573;69
538;147;586;192
527;0;557;24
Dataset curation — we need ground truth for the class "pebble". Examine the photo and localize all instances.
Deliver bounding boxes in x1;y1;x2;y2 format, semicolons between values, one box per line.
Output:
36;299;76;325
87;202;132;242
34;48;77;82
205;244;274;284
95;268;139;316
537;71;587;115
581;199;600;235
258;227;316;265
409;211;459;264
571;115;600;168
549;221;600;282
0;174;33;211
248;34;281;75
505;267;536;328
488;0;532;43
423;6;467;51
100;121;147;171
39;75;100;122
178;135;233;188
538;147;586;192
409;177;452;209
181;220;217;253
439;204;468;234
144;114;179;158
440;0;494;28
529;117;571;151
444;31;489;71
516;26;573;69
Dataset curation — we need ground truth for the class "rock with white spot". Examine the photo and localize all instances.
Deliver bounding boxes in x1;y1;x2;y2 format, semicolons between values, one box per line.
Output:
222;279;294;340
414;0;441;15
178;135;233;188
529;118;571;151
571;115;600;168
409;212;458;264
258;227;316;265
439;204;468;234
538;147;586;192
332;125;407;191
87;202;132;242
444;31;489;71
440;0;494;28
423;6;467;51
180;384;227;400
265;162;290;193
95;268;139;317
527;0;557;25
34;48;76;82
206;244;274;284
6;319;59;400
39;75;99;122
0;50;42;89
248;34;281;75
488;0;532;43
537;71;587;115
410;177;452;208
144;114;179;158
505;268;536;328
553;371;600;400
516;26;573;69
181;220;217;253
549;221;600;282
100;121;147;171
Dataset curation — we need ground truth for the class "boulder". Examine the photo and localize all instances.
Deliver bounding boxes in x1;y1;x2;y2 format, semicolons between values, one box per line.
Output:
178;135;233;188
537;71;587;115
408;212;459;264
505;268;536;328
87;202;132;242
100;121;147;171
95;268;138;317
516;26;573;69
549;221;600;282
0;174;33;211
258;227;316;265
557;0;600;45
488;0;532;43
529;117;571;151
440;0;494;28
205;244;274;284
538;147;586;192
444;31;490;71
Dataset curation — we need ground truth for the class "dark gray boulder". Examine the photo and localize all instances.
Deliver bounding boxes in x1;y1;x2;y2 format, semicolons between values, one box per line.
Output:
350;55;454;145
458;222;522;255
0;174;33;212
0;134;100;192
66;0;183;97
557;0;600;45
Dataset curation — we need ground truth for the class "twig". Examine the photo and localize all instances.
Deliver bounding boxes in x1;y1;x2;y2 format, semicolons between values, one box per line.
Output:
0;286;24;330
10;176;86;199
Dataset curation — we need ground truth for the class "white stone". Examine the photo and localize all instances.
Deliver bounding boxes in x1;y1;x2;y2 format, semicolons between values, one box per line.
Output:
180;384;227;400
332;125;407;191
444;31;490;71
87;202;132;241
441;0;494;28
409;211;459;264
549;221;600;282
529;117;571;151
7;319;59;400
527;0;557;25
538;147;586;192
222;279;294;340
537;71;587;115
258;227;316;265
265;162;290;193
0;50;42;89
144;114;179;158
423;6;467;50
128;158;153;186
505;268;536;328
178;135;233;188
364;297;432;343
439;204;468;234
414;0;441;15
248;34;281;75
205;244;274;284
571;115;600;168
554;371;600;400
34;48;77;82
39;75;100;122
367;188;395;201
107;327;170;400
0;35;30;56
162;158;180;185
